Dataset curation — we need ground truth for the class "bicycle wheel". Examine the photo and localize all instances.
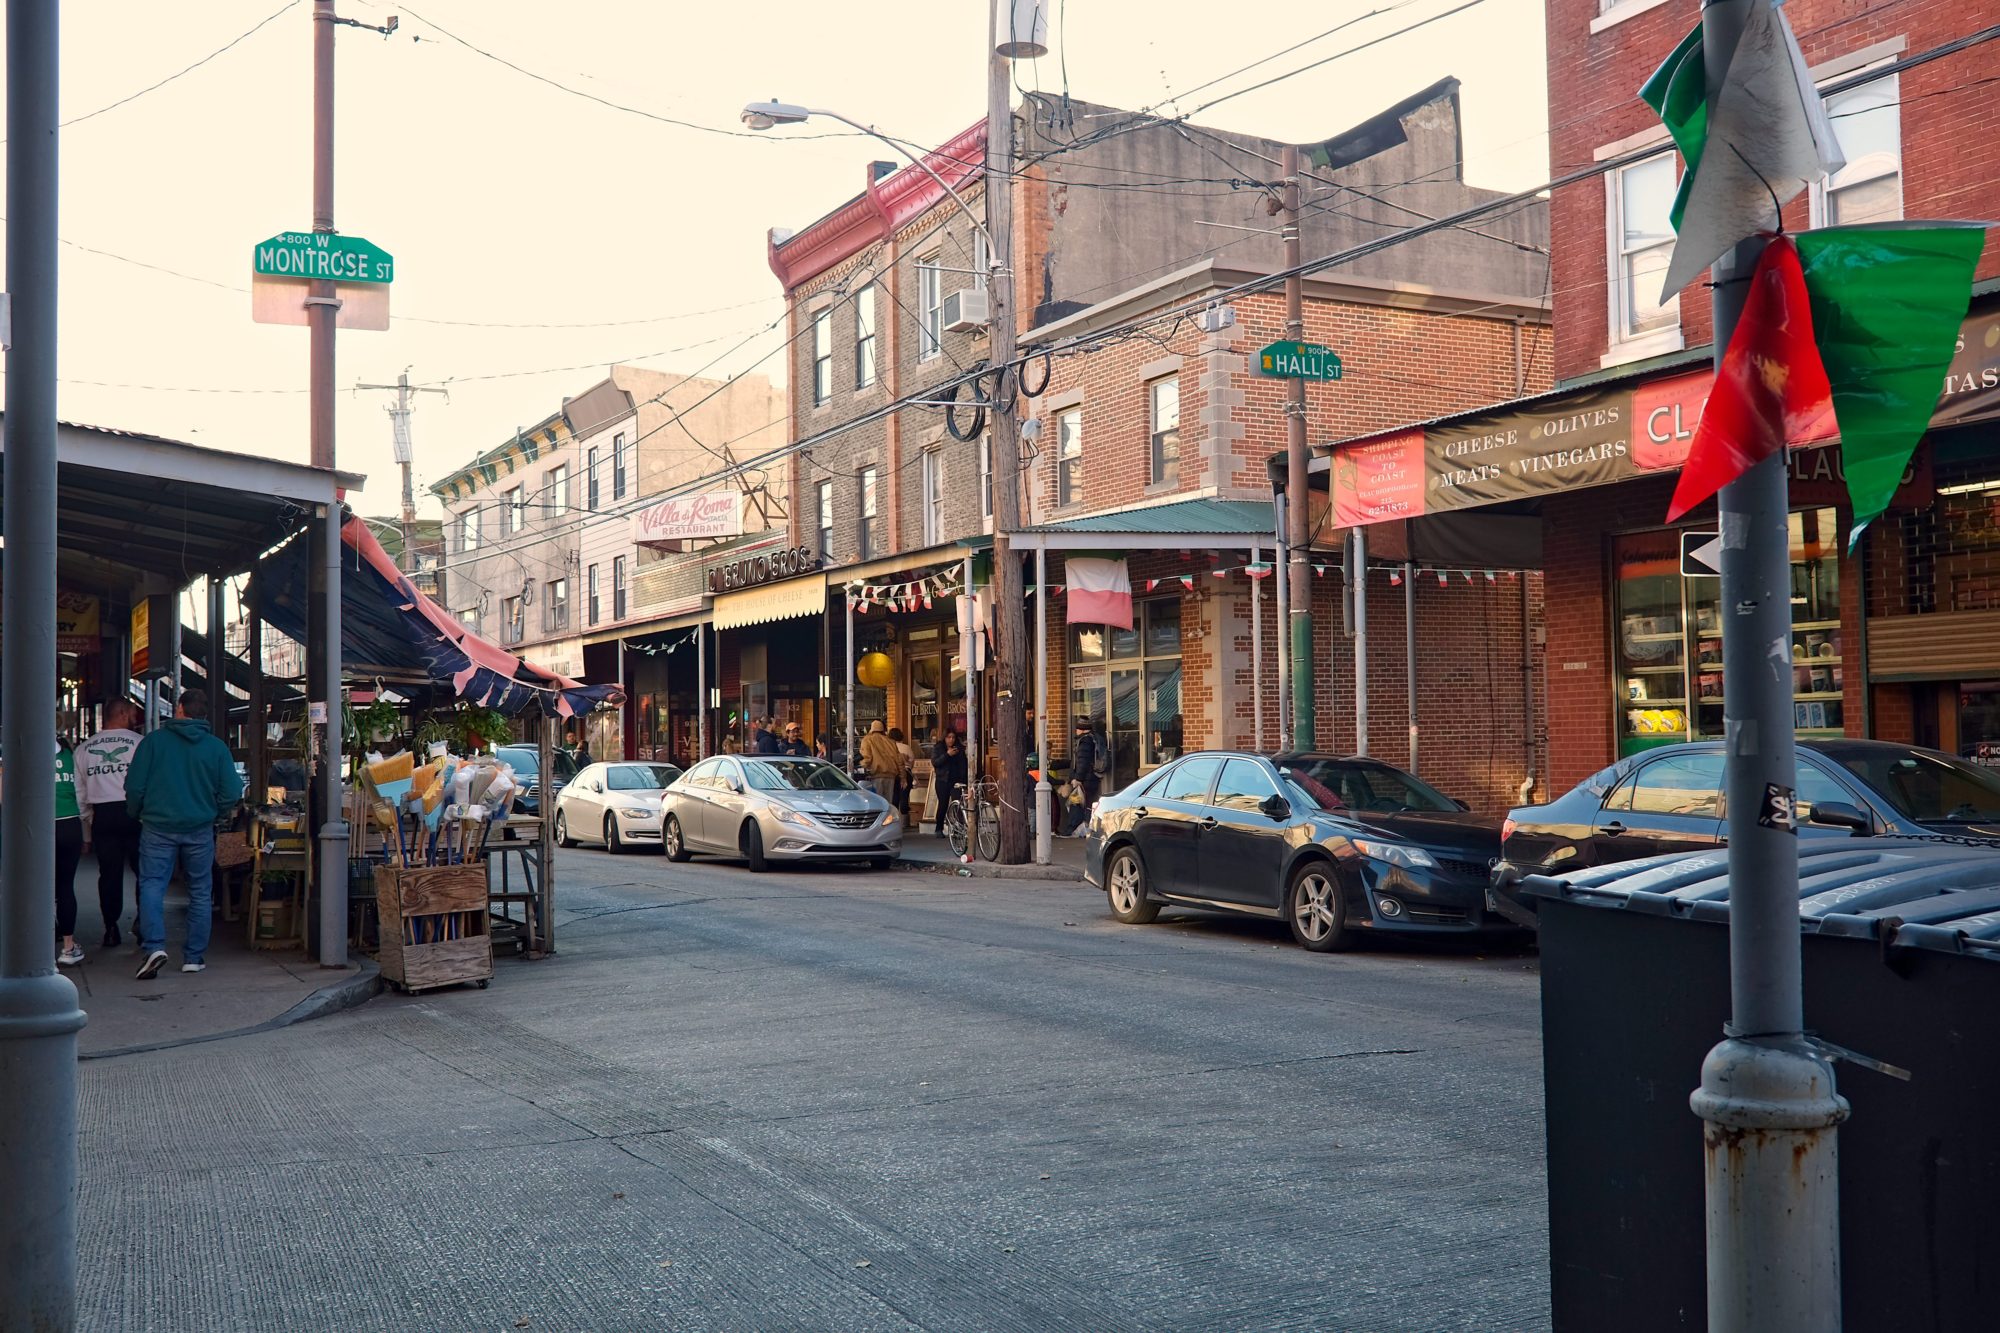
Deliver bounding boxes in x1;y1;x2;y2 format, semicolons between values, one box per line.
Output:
976;803;1001;861
945;803;969;858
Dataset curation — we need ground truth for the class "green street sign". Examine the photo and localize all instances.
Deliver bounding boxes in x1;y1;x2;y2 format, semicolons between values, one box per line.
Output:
253;231;394;284
1258;340;1342;381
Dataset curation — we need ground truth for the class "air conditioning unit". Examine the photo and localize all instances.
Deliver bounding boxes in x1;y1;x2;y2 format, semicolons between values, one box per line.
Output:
942;287;989;333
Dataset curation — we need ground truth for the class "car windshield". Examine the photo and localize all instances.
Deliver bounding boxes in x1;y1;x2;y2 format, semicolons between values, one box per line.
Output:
743;759;856;792
500;748;578;781
1831;748;2000;823
609;764;678;791
1289;759;1458;813
1282;777;1325;811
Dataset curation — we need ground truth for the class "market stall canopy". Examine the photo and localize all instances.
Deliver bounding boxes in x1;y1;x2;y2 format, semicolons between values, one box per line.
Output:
253;517;621;718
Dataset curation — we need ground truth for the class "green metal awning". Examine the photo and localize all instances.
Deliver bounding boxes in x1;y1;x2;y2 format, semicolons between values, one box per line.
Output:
1016;498;1275;548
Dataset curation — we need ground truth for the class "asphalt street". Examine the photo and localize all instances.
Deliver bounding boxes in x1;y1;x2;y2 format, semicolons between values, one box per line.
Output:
77;847;1551;1332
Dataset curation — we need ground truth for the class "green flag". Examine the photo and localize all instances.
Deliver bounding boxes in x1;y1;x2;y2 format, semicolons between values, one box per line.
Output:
1639;24;1706;231
1792;224;1987;546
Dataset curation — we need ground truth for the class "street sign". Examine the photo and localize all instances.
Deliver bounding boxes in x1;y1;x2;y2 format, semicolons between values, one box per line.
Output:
252;231;394;284
1257;340;1343;381
1680;530;1724;578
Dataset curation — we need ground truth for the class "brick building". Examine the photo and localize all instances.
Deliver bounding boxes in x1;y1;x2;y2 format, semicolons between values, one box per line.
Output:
1320;0;2000;799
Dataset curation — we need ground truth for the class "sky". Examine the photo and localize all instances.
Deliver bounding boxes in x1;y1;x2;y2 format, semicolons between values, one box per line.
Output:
0;0;1549;521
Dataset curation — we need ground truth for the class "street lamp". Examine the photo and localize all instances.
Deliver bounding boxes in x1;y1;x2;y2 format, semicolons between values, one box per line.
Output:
740;100;1000;272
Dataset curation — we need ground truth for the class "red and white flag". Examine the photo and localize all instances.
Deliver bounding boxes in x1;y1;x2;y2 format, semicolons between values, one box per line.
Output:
1065;557;1133;629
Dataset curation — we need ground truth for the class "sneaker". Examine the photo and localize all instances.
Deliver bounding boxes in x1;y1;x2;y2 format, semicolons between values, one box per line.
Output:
57;945;85;967
180;962;206;974
135;950;167;981
102;926;121;949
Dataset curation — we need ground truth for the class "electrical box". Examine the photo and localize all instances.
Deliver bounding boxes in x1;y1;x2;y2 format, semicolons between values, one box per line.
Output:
942;288;989;333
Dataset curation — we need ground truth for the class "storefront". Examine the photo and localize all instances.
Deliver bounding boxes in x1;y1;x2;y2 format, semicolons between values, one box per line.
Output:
710;544;827;752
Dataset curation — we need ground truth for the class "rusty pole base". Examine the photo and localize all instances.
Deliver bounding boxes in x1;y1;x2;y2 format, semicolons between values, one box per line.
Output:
1690;1036;1850;1332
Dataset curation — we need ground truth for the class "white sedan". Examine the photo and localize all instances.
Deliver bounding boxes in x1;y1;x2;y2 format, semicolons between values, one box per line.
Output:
554;761;683;853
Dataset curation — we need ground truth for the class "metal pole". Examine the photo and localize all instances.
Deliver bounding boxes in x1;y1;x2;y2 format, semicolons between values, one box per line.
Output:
1252;539;1265;752
247;577;266;797
317;501;348;967
208;578;228;747
696;621;709;758
0;4;86;1323
844;589;856;776
1034;544;1051;864
1273;489;1291;751
1404;560;1417;775
1282;143;1315;752
964;554;980;858
1352;526;1368;755
1687;4;1845;1327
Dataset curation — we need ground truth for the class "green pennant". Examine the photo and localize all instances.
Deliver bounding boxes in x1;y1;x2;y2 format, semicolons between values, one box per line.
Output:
1792;224;1987;547
1638;23;1706;230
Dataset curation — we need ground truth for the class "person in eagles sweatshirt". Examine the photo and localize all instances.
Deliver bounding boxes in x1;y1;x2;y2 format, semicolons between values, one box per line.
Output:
79;696;145;948
125;687;244;981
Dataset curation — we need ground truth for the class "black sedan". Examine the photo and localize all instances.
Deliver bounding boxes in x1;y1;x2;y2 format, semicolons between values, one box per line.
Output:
1083;751;1510;950
1491;739;2000;927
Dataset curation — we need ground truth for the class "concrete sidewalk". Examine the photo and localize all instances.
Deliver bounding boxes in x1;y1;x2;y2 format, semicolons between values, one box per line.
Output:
63;853;378;1059
897;830;1089;882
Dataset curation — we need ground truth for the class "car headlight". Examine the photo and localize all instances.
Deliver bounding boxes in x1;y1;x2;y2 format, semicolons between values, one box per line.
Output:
772;805;814;828
879;808;900;826
618;804;656;821
1350;837;1437;870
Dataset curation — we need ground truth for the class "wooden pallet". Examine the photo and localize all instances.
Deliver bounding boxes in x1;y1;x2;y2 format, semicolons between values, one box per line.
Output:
376;864;493;994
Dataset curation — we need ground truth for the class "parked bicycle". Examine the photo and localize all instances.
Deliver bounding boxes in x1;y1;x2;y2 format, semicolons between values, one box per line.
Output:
943;779;1002;861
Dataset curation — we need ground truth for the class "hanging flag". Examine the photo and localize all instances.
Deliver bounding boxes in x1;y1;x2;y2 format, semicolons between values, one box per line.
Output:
1179;575;1195;591
1245;561;1273;579
1065;557;1134;628
1312;563;1327;577
1210;568;1229;579
1484;570;1496;582
1639;24;1707;231
1792;224;1988;545
1653;0;1843;300
1389;569;1403;586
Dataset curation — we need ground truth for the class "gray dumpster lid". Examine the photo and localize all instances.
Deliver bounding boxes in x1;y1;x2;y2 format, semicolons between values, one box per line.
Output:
1514;838;2000;961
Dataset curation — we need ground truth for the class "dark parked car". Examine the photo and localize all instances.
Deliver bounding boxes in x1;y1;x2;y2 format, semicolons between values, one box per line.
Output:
1083;751;1510;950
495;743;577;817
1491;739;2000;927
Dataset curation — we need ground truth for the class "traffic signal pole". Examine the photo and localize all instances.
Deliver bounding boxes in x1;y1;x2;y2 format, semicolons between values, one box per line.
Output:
1687;2;1847;1326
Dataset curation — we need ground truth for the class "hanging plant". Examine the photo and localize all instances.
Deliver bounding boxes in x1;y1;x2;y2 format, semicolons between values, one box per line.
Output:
452;704;513;754
353;697;403;744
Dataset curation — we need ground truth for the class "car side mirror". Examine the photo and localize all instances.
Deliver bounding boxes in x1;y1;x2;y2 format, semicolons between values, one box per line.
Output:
1808;800;1871;834
1453;797;1471;811
1260;793;1292;822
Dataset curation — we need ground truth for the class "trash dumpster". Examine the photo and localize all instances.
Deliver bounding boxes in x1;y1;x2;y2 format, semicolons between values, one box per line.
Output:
1507;839;2000;1332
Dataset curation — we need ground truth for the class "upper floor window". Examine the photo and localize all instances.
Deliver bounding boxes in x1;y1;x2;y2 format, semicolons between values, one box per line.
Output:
854;286;878;390
543;577;569;633
459;505;482;553
501;595;523;645
586;447;600;510
971;229;990;293
921;450;944;545
546;463;569;519
917;258;943;360
1814;71;1902;227
816;480;835;559
812;308;834;404
612;432;629;501
1148;378;1180;487
977;430;993;521
459;604;481;636
1610;152;1679;347
503;485;525;536
859;466;879;560
587;564;601;626
1058;408;1083;507
612;555;628;620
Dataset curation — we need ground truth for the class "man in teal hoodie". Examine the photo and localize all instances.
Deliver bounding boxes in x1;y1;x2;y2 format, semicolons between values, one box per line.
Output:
127;687;245;980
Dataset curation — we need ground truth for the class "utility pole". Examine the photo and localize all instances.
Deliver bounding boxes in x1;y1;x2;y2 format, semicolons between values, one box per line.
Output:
1687;1;1845;1327
356;368;449;570
986;0;1035;863
310;0;348;969
0;5;86;1326
1281;144;1316;751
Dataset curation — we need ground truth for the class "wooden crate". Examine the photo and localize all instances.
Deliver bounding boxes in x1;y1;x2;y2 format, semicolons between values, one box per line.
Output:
376;864;493;994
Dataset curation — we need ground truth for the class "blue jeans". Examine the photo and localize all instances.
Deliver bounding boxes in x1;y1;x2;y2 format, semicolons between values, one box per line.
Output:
137;826;215;964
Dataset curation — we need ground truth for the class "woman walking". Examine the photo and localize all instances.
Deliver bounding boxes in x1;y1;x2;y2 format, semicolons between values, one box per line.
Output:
55;739;85;967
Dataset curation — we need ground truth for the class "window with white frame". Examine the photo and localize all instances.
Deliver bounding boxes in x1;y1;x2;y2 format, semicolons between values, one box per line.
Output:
854;286;878;390
459;505;482;553
544;577;569;633
501;595;523;645
859;466;879;559
977;431;993;520
546;463;569;518
1148;378;1181;486
816;480;834;559
918;258;943;360
921;450;944;544
971;228;990;293
587;564;600;626
586;447;600;510
503;485;525;536
1814;71;1902;226
612;431;628;501
1058;408;1083;507
459;604;481;636
812;308;834;404
1610;152;1679;346
612;555;628;620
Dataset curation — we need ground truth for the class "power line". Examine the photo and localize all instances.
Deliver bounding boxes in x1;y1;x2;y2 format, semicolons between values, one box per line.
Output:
34;0;302;137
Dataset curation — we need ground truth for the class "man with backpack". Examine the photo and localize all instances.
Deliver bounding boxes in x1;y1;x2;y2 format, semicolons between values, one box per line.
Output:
1066;716;1107;836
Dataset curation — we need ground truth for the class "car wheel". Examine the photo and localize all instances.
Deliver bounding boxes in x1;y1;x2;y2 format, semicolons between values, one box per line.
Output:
664;814;690;862
742;821;768;872
554;810;573;848
605;814;624;854
1286;861;1350;952
1105;846;1159;924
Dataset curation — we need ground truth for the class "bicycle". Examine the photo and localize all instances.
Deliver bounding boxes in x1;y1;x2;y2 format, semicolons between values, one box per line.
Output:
943;779;1002;861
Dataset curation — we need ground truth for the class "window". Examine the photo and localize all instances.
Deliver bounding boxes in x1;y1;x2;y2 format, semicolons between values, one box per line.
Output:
586;447;601;510
812;308;834;404
1625;753;1724;817
1813;72;1902;227
859;467;879;559
1611;152;1679;345
587;564;601;626
1148;377;1180;486
612;432;628;501
1068;598;1183;790
816;480;835;559
1212;758;1283;814
459;506;482;553
971;228;990;293
544;578;569;633
853;286;877;390
1795;761;1859;826
921;450;944;545
546;464;569;518
1158;756;1221;803
458;604;481;636
501;595;523;645
1057;408;1083;507
917;257;943;360
977;431;993;520
503;485;525;536
612;555;628;620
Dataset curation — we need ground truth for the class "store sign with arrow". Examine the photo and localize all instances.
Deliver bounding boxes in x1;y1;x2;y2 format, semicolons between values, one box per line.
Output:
1680;530;1724;579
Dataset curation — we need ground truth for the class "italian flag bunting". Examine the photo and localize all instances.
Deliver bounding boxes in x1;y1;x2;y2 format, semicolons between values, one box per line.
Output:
1638;23;1706;231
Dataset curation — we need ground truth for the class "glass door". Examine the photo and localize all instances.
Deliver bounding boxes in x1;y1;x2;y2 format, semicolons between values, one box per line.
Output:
1109;667;1142;791
1614;529;1690;756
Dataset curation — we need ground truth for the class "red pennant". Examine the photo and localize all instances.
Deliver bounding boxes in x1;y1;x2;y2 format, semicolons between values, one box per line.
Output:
1666;236;1833;522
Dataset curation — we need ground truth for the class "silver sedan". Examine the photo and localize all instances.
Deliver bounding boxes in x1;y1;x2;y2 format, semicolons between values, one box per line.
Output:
661;755;902;871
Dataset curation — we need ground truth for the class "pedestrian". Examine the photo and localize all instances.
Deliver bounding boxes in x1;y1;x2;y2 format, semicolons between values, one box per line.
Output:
80;697;145;948
54;737;86;967
1066;716;1106;835
751;716;780;755
932;731;968;837
126;687;245;980
859;719;902;797
571;731;594;766
888;727;915;822
778;722;811;756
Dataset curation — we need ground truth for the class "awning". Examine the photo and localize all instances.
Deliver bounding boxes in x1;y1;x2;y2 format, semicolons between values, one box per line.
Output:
1015;497;1276;549
582;604;710;647
254;518;622;719
714;573;827;631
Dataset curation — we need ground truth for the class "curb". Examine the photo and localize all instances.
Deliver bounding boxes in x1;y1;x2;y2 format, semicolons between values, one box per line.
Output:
80;958;383;1061
895;858;1087;883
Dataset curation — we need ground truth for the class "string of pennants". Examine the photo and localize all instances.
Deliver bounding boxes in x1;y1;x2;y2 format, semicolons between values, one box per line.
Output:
1132;564;1525;591
846;568;967;613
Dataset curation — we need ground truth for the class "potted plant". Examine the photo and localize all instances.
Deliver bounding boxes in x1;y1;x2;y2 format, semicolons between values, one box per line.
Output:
354;697;403;745
452;704;512;755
